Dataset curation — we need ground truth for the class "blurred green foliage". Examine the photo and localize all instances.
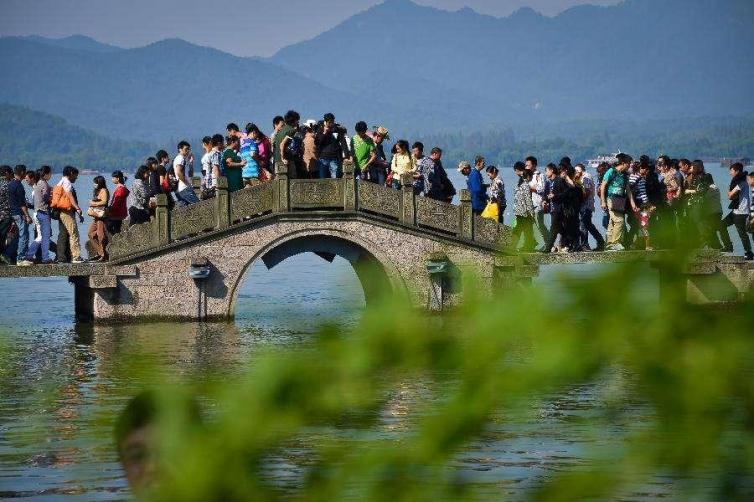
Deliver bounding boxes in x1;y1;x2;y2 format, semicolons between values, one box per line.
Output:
129;255;754;501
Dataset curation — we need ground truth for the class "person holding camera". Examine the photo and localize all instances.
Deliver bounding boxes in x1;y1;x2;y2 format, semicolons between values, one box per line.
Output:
315;113;351;179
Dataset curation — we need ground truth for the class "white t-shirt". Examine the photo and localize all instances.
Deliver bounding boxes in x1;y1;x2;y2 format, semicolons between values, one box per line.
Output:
173;154;189;192
58;177;73;193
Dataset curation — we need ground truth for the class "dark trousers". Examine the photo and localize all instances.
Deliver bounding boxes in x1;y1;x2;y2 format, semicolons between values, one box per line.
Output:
721;212;753;253
0;217;12;260
544;211;564;252
57;218;71;263
512;216;537;251
580;208;605;249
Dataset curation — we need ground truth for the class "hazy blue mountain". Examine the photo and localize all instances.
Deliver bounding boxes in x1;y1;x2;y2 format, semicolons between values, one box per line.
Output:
0;35;506;143
271;0;754;120
0;103;157;171
17;34;124;53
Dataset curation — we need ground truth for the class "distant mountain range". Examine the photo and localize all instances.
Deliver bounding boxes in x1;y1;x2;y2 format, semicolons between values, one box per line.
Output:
0;103;156;171
0;0;751;146
271;0;754;120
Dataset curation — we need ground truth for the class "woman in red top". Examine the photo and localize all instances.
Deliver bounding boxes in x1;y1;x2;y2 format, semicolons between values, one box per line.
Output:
107;170;130;235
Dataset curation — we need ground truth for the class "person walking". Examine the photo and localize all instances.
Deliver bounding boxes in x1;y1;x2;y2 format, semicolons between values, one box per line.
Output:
129;166;151;225
9;165;33;265
485;165;506;224
389;140;414;190
87;176;110;262
461;156;488;215
24;166;53;264
526;156;549;247
574;164;605;251
173;141;199;205
683;160;714;247
108;170;129;235
511;163;537;252
369;126;390;185
427;148;455;202
351;121;376;181
240;123;262;187
600;154;634;251
223;135;246;192
52;166;85;263
542;163;568;253
0;166;13;265
274;110;300;178
721;163;753;259
302;120;319;179
411;142;434;196
315;113;350;179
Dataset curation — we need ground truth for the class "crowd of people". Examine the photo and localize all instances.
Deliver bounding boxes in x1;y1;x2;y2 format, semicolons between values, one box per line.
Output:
1;110;753;265
468;154;753;257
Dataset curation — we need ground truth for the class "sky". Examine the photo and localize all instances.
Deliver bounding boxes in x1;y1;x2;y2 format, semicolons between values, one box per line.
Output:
0;0;620;57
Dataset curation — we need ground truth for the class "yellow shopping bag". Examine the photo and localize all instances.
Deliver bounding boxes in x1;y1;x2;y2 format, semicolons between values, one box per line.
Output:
481;202;499;220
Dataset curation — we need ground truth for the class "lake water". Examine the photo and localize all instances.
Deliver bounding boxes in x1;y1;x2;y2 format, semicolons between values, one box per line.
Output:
0;164;744;498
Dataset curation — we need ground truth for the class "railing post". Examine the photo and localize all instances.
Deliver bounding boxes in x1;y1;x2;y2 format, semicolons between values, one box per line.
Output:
400;172;415;226
155;193;171;246
215;176;229;229
191;175;202;193
274;161;290;213
343;159;357;212
459;189;474;240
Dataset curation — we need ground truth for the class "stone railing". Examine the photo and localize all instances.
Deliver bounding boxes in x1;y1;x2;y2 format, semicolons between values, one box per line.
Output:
108;160;508;260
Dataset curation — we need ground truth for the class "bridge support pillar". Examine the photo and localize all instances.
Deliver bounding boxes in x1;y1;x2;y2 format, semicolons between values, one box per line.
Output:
459;189;474;241
155;194;170;246
70;277;94;323
274;161;290;213
343;160;357;211
400;173;416;226
215;177;230;228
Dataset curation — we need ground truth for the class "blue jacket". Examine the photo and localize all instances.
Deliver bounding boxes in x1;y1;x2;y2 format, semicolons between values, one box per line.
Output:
467;168;487;212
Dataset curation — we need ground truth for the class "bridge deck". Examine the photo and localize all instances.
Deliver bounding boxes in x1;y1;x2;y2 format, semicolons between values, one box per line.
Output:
0;263;108;279
0;250;746;280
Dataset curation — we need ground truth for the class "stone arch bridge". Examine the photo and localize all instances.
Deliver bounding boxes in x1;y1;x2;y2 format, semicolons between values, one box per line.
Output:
0;162;752;323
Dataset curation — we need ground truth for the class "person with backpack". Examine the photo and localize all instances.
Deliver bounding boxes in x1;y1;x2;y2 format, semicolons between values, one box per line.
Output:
108;170;129;235
173;141;199;206
315;112;350;179
600;154;635;251
427;148;455;202
52;165;85;263
274;110;300;178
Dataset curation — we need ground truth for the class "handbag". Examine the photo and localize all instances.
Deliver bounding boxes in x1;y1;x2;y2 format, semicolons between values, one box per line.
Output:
87;207;106;219
481;202;499;220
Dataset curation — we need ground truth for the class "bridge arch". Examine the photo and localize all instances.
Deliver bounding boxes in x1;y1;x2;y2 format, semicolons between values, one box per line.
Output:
226;227;409;318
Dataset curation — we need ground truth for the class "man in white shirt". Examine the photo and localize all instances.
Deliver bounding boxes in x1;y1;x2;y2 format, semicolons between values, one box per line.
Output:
173;141;199;206
526;156;549;247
